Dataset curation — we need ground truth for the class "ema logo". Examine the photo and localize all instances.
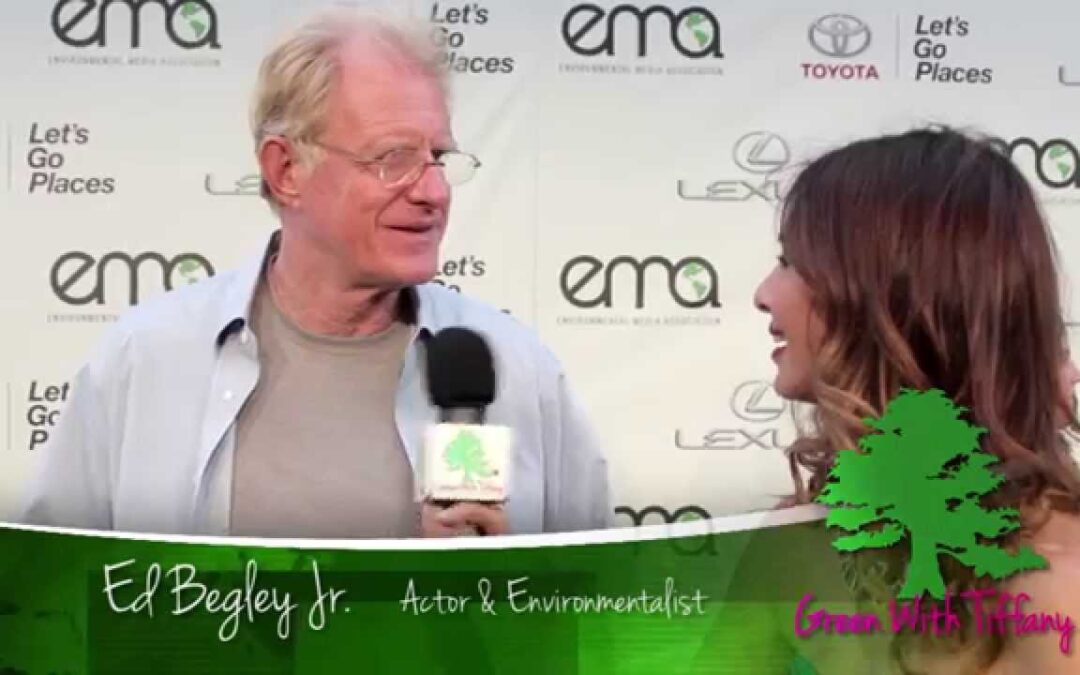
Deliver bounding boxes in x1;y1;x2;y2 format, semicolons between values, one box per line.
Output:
614;505;716;556
51;0;220;49
990;137;1080;191
561;4;722;59
556;255;723;327
560;255;721;310
801;14;879;81
50;250;214;306
615;504;711;526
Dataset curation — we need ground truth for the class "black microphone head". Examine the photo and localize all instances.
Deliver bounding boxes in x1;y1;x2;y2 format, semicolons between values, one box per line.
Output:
426;327;496;409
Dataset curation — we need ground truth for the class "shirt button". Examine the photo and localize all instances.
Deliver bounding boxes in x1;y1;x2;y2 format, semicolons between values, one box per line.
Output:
223;390;234;401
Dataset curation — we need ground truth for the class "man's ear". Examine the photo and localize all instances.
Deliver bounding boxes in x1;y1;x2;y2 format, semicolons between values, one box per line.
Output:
258;136;303;208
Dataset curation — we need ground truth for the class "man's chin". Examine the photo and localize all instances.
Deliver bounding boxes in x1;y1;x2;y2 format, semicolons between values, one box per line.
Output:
350;265;436;291
388;266;438;289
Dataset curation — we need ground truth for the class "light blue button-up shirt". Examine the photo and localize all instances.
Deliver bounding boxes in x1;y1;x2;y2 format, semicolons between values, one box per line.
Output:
21;234;611;536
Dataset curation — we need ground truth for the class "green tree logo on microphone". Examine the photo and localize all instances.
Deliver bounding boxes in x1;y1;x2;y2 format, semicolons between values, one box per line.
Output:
817;389;1047;599
444;430;495;486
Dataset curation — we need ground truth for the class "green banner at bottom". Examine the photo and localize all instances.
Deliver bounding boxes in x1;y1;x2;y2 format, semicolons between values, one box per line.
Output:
0;515;1022;674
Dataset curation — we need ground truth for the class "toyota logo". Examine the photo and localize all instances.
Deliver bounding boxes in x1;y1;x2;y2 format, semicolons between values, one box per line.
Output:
730;381;787;423
808;14;871;58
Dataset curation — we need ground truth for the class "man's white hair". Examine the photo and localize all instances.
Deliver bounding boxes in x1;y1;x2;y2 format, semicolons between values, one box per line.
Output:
250;8;448;206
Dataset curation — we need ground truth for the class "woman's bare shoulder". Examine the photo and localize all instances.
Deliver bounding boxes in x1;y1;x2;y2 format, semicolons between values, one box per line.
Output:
990;511;1080;674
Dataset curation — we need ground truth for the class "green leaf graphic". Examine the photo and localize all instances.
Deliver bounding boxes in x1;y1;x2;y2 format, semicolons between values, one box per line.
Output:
817;389;1049;599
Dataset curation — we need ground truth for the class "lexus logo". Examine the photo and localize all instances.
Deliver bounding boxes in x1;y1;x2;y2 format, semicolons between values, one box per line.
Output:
732;132;790;174
808;14;871;58
730;381;786;423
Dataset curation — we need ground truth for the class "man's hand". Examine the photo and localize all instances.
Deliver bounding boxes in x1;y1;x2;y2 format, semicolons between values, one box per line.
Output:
420;501;509;537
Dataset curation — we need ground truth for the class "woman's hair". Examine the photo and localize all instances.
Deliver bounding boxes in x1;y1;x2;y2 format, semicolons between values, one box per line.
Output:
780;126;1080;669
782;126;1080;508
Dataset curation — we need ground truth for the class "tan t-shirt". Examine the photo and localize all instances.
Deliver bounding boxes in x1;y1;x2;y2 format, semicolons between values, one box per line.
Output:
230;280;419;538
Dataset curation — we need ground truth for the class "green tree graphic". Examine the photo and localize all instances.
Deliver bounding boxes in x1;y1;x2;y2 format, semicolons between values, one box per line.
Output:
444;431;495;485
817;389;1048;599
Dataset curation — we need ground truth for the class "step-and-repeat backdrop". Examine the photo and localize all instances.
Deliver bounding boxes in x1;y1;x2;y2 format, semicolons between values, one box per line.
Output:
2;0;1078;526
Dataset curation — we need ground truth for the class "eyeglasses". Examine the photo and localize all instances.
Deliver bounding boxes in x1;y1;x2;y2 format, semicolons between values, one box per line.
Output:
311;141;481;187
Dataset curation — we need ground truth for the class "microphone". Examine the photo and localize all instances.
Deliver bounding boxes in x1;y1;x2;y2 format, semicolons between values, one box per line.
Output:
421;327;512;504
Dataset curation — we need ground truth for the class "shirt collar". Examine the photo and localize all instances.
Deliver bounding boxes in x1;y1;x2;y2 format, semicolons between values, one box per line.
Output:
214;229;442;346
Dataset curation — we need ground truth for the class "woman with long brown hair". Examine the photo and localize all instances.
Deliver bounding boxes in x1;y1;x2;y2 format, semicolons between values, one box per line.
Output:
753;127;1080;672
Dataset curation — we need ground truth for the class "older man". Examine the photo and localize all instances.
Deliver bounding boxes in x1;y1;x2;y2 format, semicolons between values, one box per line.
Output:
21;11;610;538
